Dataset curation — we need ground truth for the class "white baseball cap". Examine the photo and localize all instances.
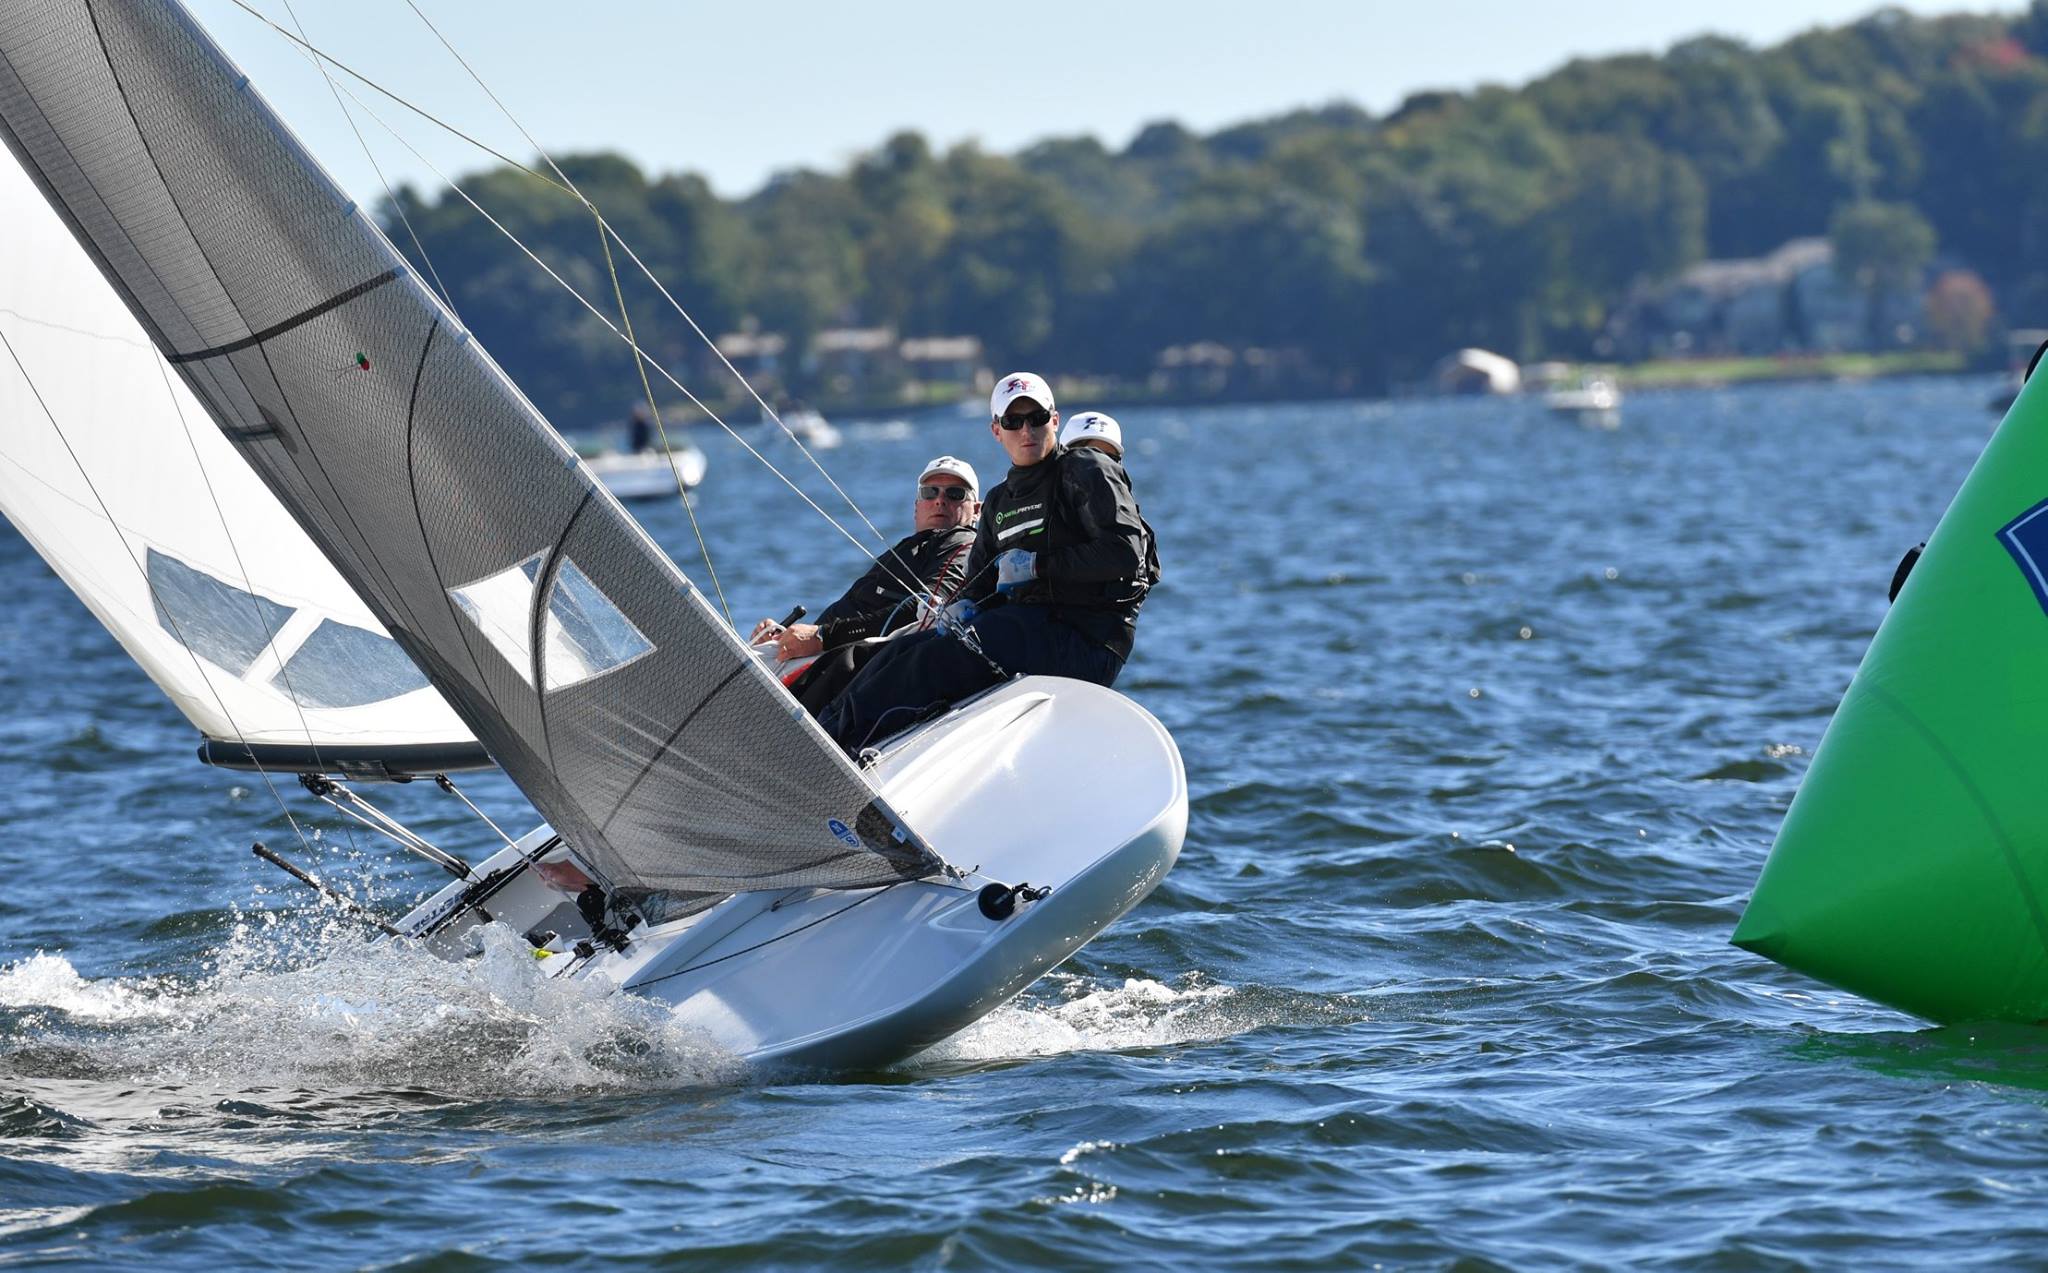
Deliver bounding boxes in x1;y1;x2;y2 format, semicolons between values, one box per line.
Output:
918;454;979;497
1059;410;1123;457
990;371;1055;420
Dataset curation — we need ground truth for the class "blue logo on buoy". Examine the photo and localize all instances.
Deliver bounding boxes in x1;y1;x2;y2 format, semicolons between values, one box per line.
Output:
827;818;860;848
1998;498;2048;615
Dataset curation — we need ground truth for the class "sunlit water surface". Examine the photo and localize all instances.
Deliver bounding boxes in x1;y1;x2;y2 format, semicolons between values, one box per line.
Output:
6;378;2046;1266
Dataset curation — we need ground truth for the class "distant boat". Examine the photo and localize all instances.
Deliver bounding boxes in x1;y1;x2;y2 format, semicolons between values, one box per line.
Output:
582;445;708;502
1545;375;1623;429
780;405;842;449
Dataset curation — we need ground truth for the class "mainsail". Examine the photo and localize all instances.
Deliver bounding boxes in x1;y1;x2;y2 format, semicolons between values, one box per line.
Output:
0;146;489;777
0;0;939;898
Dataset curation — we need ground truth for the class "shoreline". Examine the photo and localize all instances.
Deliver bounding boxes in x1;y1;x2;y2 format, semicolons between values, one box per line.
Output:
591;354;1999;434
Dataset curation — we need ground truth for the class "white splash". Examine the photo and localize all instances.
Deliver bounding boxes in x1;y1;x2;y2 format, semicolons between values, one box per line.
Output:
0;919;743;1094
917;973;1243;1064
0;951;179;1023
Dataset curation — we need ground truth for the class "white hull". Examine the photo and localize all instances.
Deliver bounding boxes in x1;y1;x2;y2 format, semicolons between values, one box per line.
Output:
398;676;1186;1069
1544;379;1622;429
583;447;709;500
781;409;842;450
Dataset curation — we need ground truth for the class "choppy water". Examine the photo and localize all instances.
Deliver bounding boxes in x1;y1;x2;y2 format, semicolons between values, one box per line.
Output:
4;377;2042;1267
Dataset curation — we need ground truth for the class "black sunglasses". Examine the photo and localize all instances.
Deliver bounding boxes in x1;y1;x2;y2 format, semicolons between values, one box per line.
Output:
999;407;1052;431
918;484;971;502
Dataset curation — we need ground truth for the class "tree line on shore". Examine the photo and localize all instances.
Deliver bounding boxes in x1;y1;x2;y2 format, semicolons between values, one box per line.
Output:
381;3;2048;427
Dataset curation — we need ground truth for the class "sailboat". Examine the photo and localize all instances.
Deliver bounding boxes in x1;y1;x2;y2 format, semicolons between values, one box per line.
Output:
581;443;709;504
0;0;1185;1069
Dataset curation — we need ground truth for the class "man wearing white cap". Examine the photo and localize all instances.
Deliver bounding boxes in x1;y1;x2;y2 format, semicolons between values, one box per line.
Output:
1058;410;1123;460
751;454;980;712
1058;408;1158;585
819;372;1159;751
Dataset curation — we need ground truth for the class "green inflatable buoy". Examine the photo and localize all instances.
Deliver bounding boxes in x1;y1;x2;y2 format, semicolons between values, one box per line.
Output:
1734;359;2048;1023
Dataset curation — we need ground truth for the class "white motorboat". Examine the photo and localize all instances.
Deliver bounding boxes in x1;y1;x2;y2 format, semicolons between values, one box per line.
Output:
779;405;843;450
1544;375;1623;428
0;0;1183;1071
582;445;708;502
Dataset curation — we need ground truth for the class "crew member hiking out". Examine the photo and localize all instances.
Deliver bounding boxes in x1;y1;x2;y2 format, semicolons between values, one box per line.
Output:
819;372;1160;752
750;455;979;714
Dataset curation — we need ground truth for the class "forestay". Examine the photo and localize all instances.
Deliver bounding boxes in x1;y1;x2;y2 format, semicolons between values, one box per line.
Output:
0;0;939;900
0;149;488;777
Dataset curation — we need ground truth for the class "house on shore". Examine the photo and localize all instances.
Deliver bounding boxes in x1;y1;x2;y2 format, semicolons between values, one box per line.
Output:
1608;238;1924;360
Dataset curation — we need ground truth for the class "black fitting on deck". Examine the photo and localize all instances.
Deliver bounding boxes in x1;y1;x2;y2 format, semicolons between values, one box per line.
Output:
977;881;1051;921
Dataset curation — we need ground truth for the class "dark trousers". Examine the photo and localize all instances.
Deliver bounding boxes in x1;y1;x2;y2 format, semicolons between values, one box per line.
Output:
792;641;878;716
819;605;1123;751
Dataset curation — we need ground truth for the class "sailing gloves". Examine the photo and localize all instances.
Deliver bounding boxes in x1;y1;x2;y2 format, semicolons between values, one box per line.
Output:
936;598;978;635
995;549;1038;595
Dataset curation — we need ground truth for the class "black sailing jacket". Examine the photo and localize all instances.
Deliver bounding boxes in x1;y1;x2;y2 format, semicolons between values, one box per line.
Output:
961;445;1159;662
815;525;977;648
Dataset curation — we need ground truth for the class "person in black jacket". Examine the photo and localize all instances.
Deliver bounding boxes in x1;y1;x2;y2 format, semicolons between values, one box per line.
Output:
819;373;1159;752
750;455;980;712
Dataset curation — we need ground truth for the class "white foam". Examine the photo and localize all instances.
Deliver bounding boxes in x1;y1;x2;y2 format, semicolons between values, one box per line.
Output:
0;919;743;1093
916;973;1243;1064
0;951;178;1022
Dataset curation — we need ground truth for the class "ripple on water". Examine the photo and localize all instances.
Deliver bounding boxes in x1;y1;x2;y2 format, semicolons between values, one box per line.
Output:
1;381;2041;1264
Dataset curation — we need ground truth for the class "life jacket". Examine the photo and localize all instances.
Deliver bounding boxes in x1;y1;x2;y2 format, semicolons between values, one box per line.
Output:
1036;448;1157;610
978;447;1155;660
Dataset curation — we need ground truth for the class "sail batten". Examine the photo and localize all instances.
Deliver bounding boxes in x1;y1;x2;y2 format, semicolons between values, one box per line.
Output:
0;0;937;899
167;267;402;363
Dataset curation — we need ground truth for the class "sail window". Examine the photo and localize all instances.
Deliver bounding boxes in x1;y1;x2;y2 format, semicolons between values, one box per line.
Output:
270;619;431;709
451;554;652;691
146;548;293;676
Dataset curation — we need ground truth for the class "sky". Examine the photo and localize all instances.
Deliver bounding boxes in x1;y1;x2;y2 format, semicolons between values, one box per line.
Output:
185;0;2010;206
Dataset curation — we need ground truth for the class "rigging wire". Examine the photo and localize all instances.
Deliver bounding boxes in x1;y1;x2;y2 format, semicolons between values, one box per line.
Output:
341;0;734;619
434;773;520;853
394;0;909;556
0;326;319;862
224;0;572;197
225;0;931;602
596;225;736;625
320;76;930;596
279;0;454;310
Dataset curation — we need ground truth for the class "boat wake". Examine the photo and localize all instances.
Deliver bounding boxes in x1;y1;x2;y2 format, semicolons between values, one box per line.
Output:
0;918;744;1096
913;972;1297;1066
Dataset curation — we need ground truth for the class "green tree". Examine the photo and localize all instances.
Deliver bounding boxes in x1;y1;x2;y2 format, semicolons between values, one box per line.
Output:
1830;199;1937;346
1539;136;1704;350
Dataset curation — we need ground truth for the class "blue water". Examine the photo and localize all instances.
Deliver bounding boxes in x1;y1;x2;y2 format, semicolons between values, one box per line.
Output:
4;377;2043;1266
